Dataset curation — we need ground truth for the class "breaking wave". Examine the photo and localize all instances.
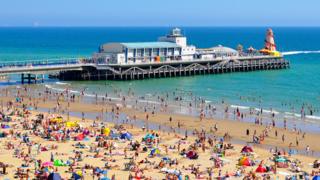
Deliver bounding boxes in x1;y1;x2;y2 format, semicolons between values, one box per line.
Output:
282;50;320;56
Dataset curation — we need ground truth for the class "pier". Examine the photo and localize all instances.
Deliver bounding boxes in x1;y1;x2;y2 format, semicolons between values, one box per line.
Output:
0;55;289;82
57;56;290;81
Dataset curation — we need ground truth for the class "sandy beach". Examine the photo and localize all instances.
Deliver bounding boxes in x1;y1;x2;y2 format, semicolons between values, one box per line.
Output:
0;85;319;179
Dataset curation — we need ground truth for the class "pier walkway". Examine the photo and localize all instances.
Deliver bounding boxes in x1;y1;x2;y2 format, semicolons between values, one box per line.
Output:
0;58;83;74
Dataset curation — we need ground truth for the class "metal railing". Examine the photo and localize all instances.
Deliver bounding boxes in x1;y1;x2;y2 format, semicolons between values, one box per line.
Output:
0;58;82;69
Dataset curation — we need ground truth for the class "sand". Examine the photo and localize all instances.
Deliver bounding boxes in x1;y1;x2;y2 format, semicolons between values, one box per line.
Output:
0;86;319;179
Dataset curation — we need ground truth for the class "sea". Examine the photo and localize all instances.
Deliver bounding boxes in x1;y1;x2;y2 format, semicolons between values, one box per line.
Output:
0;27;320;123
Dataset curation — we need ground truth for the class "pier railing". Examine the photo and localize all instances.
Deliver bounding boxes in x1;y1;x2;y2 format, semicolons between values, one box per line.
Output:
0;58;81;69
0;54;280;70
100;54;281;66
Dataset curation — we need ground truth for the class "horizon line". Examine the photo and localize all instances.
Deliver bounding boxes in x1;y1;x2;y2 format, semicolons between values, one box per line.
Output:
1;25;320;28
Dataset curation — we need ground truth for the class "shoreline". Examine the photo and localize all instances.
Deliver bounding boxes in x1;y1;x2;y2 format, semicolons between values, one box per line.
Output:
1;84;320;156
43;82;320;133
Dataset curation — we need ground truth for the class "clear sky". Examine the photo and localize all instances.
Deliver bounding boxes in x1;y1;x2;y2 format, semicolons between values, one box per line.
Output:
0;0;319;27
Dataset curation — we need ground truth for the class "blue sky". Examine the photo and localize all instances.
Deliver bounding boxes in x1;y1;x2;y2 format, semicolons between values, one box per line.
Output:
0;0;319;27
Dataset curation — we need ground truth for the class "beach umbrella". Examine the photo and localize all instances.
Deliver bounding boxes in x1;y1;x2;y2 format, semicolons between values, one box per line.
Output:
313;176;320;180
186;150;198;159
75;133;85;141
53;159;66;167
71;172;82;180
241;146;253;153
48;172;62;180
255;165;267;173
144;134;154;140
238;157;252;166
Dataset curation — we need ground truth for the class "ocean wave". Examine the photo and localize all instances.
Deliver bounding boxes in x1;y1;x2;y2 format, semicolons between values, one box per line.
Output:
305;115;320;120
55;82;70;85
282;50;320;56
69;90;80;93
254;108;279;114
230;105;250;110
284;112;301;117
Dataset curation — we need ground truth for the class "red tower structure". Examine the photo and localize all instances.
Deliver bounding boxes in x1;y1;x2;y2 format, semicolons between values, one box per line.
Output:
264;28;276;51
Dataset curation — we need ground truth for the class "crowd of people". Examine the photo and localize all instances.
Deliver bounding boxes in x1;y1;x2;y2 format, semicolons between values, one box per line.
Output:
0;85;319;179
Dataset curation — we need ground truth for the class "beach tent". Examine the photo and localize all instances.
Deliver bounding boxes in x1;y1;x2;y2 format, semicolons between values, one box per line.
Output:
48;172;62;180
66;121;79;128
50;117;63;124
313;176;320;180
75;134;85;141
238;157;252;166
143;134;155;144
186;150;198;159
241;146;253;153
255;165;267;173
150;148;161;156
120;132;132;140
143;134;155;140
71;172;82;180
53;159;66;167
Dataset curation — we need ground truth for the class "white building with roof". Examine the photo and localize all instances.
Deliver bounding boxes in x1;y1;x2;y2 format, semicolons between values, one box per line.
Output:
99;41;181;64
95;28;238;64
196;45;238;60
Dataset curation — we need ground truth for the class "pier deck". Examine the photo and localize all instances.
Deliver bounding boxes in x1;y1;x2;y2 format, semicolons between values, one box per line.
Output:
58;55;290;81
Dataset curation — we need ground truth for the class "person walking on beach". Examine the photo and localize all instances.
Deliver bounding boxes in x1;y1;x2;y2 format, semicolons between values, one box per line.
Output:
214;123;218;132
81;112;85;122
50;152;54;162
282;134;285;143
306;145;310;155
